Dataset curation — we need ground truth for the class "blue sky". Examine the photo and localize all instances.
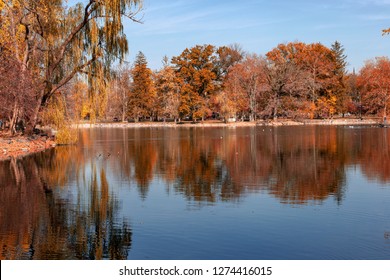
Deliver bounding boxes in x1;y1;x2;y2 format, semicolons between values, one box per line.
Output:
122;0;390;71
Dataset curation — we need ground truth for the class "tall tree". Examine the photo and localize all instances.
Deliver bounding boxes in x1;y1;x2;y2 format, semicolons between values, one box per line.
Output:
107;65;132;122
172;44;219;121
298;43;336;107
347;69;362;118
358;57;390;121
265;44;306;119
0;0;142;132
154;58;180;122
331;41;350;116
128;51;155;121
266;42;338;119
236;54;266;121
0;52;37;134
217;55;250;121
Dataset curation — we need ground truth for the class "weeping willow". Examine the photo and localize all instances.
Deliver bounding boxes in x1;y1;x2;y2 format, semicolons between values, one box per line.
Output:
0;0;143;132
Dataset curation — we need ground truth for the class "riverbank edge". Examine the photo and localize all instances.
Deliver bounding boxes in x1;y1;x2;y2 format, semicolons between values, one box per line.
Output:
0;118;382;161
75;118;380;128
0;136;56;162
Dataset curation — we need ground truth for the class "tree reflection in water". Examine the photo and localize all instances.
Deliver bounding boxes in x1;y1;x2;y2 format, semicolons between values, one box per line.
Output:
153;126;349;204
1;126;390;259
0;150;132;260
82;126;390;205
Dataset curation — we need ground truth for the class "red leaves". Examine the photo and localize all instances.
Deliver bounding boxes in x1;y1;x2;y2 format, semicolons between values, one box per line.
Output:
358;57;390;117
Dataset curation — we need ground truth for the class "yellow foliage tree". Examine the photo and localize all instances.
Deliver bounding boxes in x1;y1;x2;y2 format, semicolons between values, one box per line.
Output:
41;93;78;145
1;0;143;133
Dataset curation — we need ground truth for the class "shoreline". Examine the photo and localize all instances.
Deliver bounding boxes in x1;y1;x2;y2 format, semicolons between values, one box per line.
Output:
75;118;380;128
0;118;383;161
0;135;56;162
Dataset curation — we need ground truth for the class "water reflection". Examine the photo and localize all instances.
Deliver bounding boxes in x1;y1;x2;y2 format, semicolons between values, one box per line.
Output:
0;153;132;260
82;126;388;204
1;125;390;259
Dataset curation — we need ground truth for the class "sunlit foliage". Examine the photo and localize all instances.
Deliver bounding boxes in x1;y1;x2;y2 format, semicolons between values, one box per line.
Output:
0;0;142;133
358;57;390;119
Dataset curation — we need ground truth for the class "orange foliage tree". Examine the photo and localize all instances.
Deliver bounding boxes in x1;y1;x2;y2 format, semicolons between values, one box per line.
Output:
128;52;156;122
265;42;339;119
227;55;267;121
264;45;306;119
358;57;390;121
172;45;221;121
154;57;181;122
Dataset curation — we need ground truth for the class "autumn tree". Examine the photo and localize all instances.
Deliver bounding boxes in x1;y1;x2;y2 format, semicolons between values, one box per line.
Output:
297;43;336;117
67;79;89;121
358;57;390;121
265;42;338;119
331;41;350;116
347;69;362;117
107;65;132;121
234;54;267;121
154;57;180;122
0;0;142;132
215;43;245;80
128;51;155;121
0;0;41;133
264;44;307;119
0;52;37;134
172;44;221;121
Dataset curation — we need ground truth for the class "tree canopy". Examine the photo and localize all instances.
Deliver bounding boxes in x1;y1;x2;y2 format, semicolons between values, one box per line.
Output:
0;0;142;133
1;4;389;134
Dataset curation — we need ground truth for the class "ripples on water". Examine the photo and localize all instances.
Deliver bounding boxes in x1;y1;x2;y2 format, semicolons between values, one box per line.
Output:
0;126;390;259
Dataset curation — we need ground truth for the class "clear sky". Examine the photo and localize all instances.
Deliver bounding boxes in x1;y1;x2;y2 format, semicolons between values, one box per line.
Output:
121;0;390;72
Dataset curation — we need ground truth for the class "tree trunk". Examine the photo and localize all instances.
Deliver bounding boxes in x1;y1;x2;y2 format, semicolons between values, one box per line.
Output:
10;101;20;135
122;109;126;122
273;95;279;121
26;91;44;134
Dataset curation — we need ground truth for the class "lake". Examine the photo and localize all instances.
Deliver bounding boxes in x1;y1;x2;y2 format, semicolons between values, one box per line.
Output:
1;125;390;259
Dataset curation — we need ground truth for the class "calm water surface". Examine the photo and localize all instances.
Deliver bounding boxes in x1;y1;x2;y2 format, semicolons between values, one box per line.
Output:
1;126;390;259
